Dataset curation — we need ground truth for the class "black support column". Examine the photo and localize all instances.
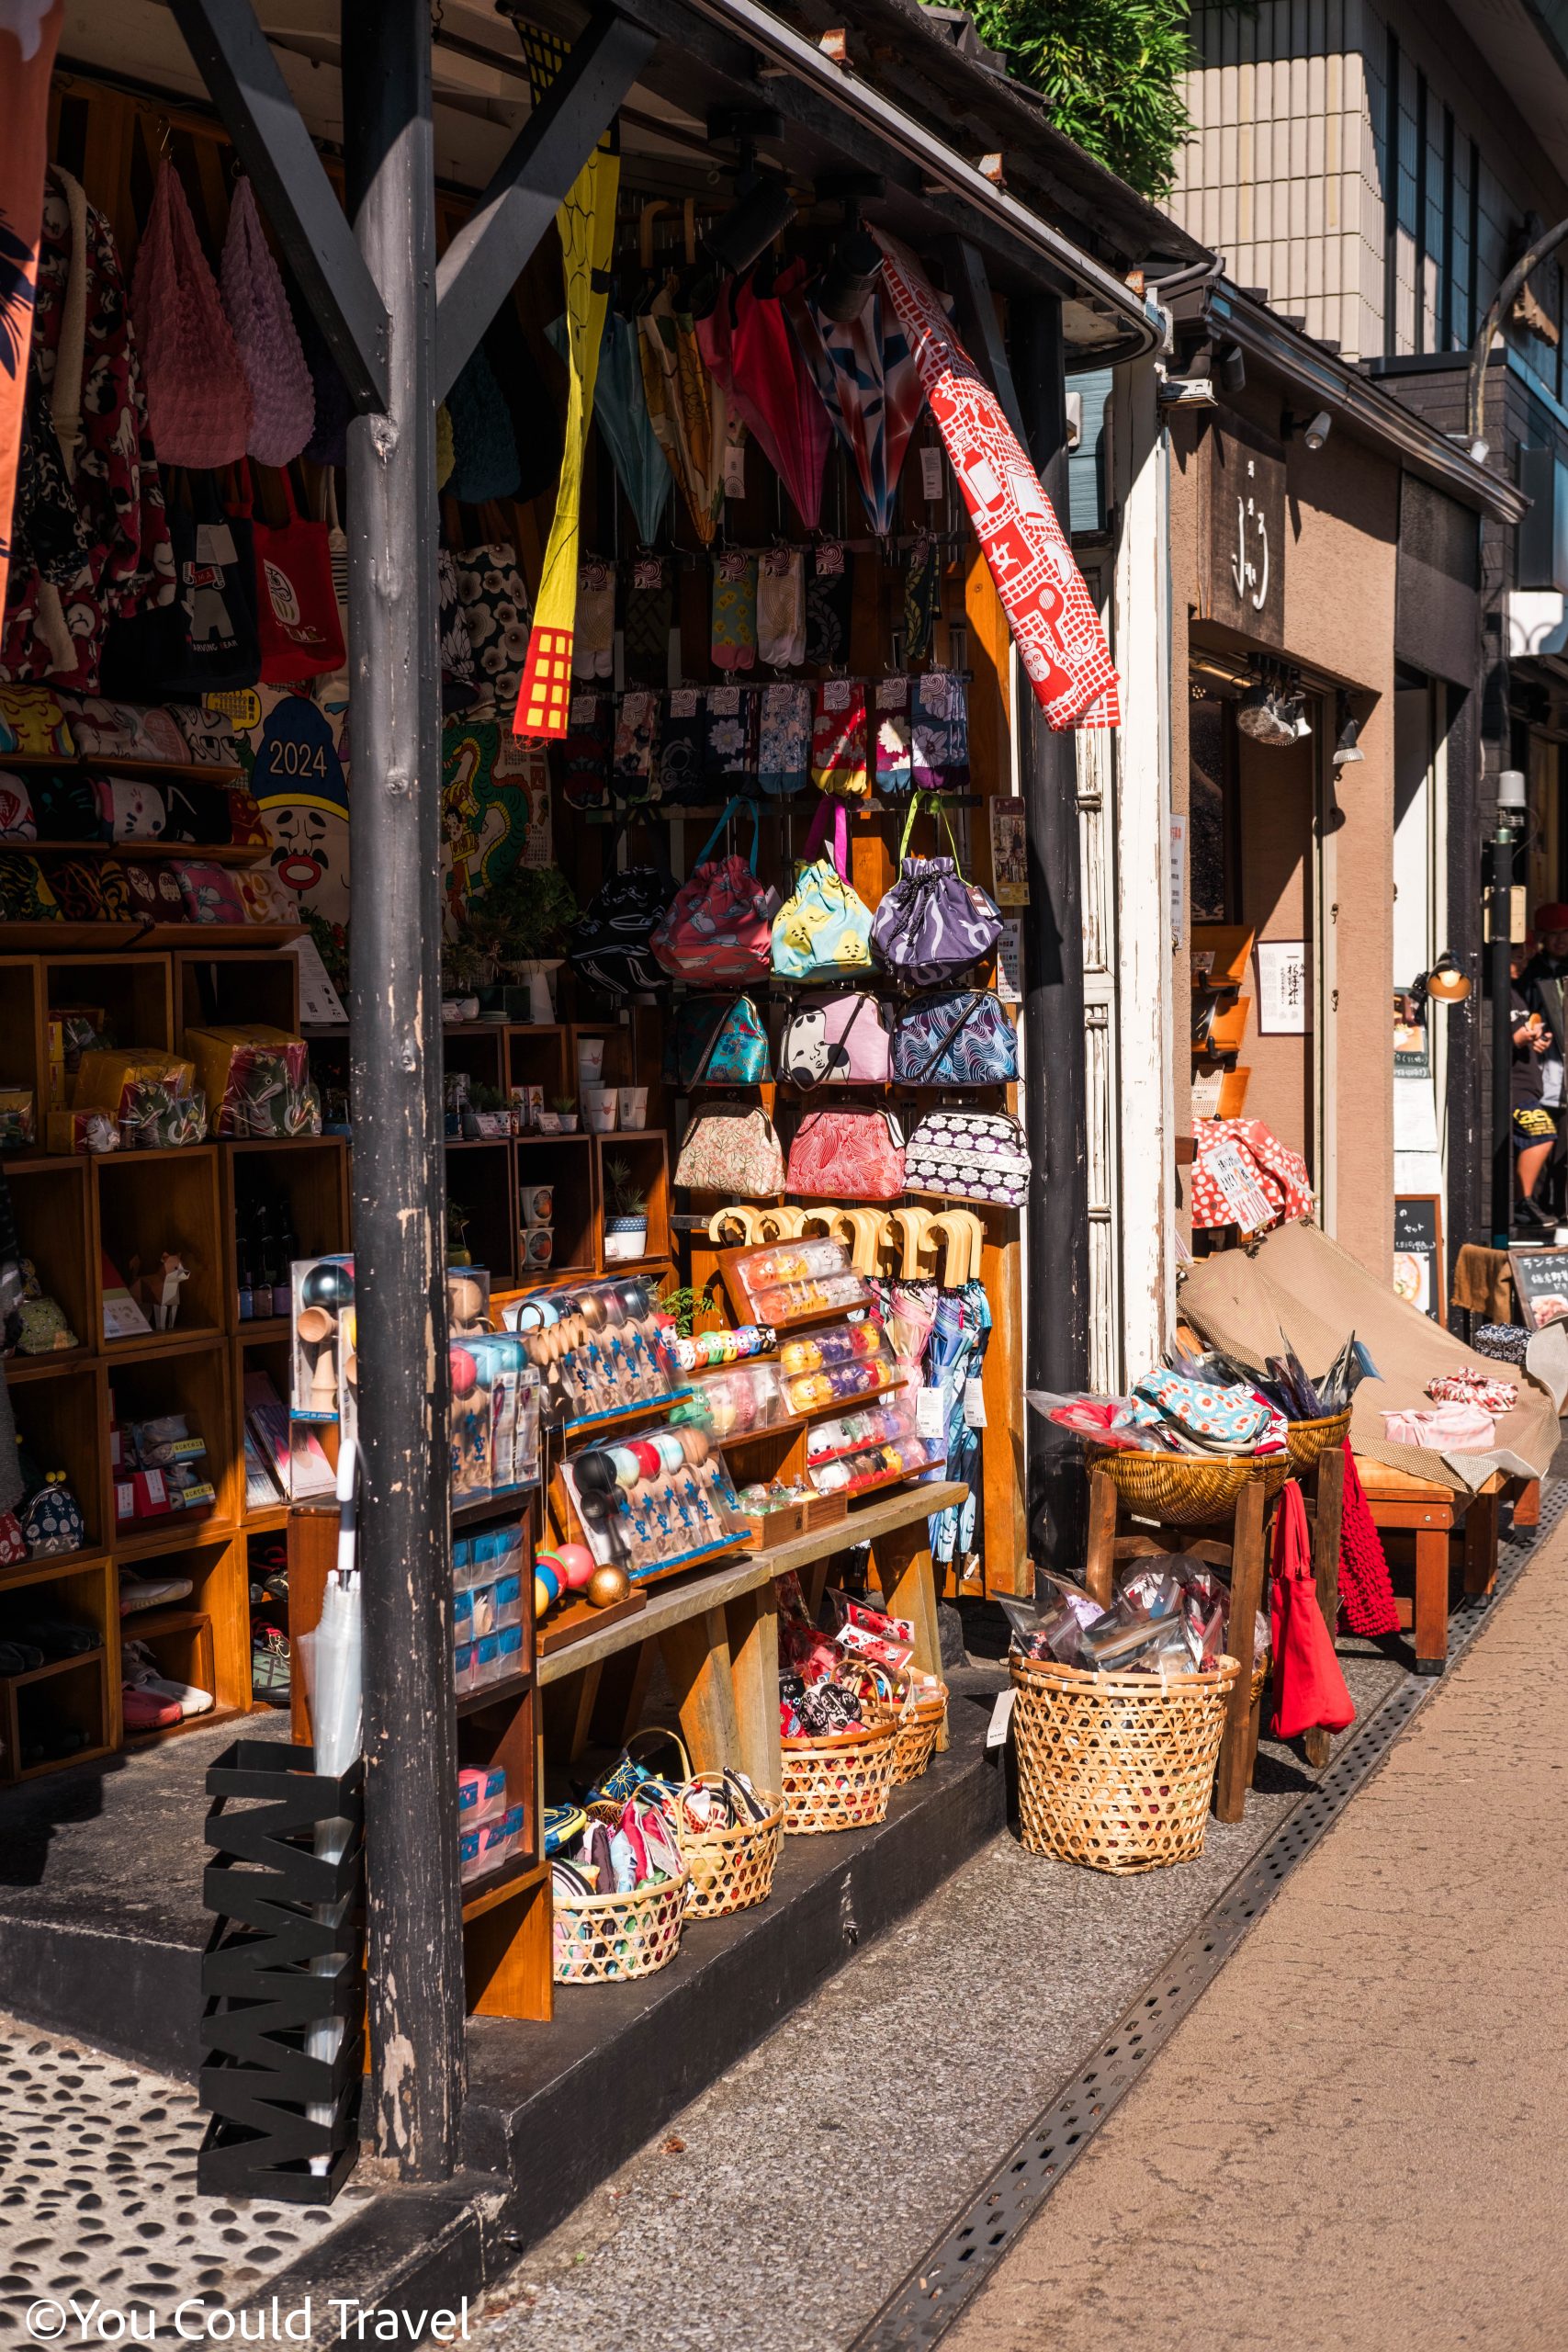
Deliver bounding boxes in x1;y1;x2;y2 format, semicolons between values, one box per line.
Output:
342;0;464;2180
1012;292;1089;1572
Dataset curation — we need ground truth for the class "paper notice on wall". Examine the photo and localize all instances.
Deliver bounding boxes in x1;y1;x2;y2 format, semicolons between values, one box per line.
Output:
997;918;1023;1003
286;934;346;1027
1199;1137;1277;1234
1255;939;1308;1033
988;797;1029;907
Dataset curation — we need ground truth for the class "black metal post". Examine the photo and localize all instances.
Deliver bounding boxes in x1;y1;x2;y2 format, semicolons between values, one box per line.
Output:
1012;293;1089;1570
342;0;464;2180
1488;831;1513;1246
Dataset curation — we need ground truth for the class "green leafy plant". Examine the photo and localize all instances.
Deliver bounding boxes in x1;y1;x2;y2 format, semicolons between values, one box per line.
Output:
446;1198;472;1260
551;1093;578;1114
657;1281;701;1338
440;936;491;995
946;0;1199;199
465;865;581;974
604;1157;649;1219
468;1082;505;1113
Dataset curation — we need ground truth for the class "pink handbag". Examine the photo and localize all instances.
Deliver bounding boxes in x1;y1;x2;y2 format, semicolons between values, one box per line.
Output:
131;162;254;468
778;992;891;1088
787;1106;906;1202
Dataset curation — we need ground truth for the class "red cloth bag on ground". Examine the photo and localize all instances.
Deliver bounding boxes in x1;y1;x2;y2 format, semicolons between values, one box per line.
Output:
1269;1478;1355;1740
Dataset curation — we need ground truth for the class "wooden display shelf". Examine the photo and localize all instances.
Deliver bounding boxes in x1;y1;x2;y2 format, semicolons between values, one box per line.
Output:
1;922;303;953
114;1510;230;1560
28;839;266;866
457;1665;533;1718
123;1700;243;1748
0;1546;111;1593
536;1583;647;1656
0;755;245;782
462;1851;547;1923
0;1644;106;1690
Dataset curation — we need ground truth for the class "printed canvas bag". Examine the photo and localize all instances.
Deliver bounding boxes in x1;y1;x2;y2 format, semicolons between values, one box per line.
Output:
771;800;874;980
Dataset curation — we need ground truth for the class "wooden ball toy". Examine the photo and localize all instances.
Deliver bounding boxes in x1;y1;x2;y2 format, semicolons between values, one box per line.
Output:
587;1562;631;1609
555;1542;596;1592
534;1564;560;1614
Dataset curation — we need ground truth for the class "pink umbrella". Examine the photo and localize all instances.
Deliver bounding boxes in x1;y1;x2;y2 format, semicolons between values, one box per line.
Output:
697;259;829;531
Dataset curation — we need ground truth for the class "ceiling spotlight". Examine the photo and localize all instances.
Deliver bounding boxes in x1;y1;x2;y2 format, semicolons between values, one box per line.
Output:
816;196;884;323
704;166;797;277
1333;693;1363;766
1284;407;1333;449
1217;340;1246;392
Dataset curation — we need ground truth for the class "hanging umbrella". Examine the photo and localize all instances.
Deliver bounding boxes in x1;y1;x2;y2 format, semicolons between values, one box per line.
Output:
299;1438;364;2177
696;259;829;532
637;277;727;545
782;273;923;536
551;307;671;547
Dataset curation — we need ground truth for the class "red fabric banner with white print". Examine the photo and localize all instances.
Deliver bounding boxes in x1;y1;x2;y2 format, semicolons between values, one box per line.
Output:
874;231;1121;730
0;1;66;616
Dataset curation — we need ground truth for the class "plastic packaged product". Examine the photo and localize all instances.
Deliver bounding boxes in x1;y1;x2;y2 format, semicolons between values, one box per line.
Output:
469;1581;496;1638
457;1765;507;1826
290;1255;355;1424
493;1568;523;1630
473;1631;502;1687
184;1024;321;1137
779;1320;901;1415
494;1622;524;1681
454;1640;478;1696
728;1236;873;1327
453;1586;475;1646
807;1433;945;1495
673;1323;775;1371
683;1357;789;1440
503;1275;680;1428
459;1825;484;1882
561;1420;746;1582
806;1394;921;1467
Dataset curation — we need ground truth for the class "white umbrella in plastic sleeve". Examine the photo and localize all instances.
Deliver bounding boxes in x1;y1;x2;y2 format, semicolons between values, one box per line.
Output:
297;1439;362;2176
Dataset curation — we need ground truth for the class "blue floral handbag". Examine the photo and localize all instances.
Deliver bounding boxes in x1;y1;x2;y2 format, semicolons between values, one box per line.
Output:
672;994;772;1086
891;990;1018;1084
19;1476;86;1557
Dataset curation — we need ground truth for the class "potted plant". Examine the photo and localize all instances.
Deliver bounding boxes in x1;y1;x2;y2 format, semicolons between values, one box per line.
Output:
553;1093;580;1134
465;867;581;1020
468;1081;509;1138
440;938;488;1023
446;1198;473;1265
604;1156;649;1262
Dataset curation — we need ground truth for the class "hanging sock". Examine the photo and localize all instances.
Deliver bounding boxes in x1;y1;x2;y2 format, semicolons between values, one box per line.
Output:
811;680;869;800
572;559;616;679
904;530;942;663
874;676;912;796
656;685;707;805
554;689;614;810
611;688;661;805
513;35;618;738
703;683;759;794
804;540;852;666
758;681;812;798
757;545;806;666
710;548;759;671
623;552;672;686
874;230;1120;730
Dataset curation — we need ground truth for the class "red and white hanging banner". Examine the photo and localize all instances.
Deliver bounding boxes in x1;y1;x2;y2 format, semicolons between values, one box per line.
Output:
874;232;1121;730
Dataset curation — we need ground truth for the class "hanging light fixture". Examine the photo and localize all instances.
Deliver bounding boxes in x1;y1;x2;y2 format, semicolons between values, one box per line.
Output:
1235;659;1308;747
703;116;796;277
1424;953;1472;1003
1333;689;1364;766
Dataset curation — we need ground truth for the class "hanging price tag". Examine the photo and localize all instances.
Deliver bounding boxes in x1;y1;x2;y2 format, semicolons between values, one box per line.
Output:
964;1377;987;1429
986;1688;1015;1748
920;445;944;501
824;678;852;711
709;684;740;717
724;438;747;497
916;1385;947;1440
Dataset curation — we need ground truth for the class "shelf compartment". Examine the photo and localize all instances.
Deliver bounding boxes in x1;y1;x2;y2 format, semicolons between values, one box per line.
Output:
2;1648;110;1785
42;953;174;1057
175;946;302;1044
6;1152;93;1353
9;1362;107;1556
446;1138;516;1290
95;1145;226;1345
107;1342;238;1556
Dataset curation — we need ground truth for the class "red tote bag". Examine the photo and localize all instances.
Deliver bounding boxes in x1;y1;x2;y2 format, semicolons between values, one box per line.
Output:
1269;1478;1355;1740
235;464;346;684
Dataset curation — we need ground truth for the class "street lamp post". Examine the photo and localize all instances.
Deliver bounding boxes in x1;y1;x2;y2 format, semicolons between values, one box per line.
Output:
1490;768;1529;1246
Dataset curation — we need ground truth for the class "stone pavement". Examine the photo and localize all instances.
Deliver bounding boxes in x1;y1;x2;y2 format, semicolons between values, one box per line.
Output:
942;1510;1568;2352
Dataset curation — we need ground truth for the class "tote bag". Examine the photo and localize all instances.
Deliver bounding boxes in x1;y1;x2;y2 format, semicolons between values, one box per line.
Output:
771;800;874;980
131;162;253;469
239;465;345;684
1269;1479;1355;1738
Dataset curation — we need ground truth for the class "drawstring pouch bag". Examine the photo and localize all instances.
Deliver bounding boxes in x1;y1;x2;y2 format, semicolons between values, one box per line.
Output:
131;162;254;469
237;464;346;684
568;853;679;999
870;794;1002;987
891;989;1018;1084
673;995;772;1086
786;1105;906;1202
673;1102;786;1196
779;991;892;1088
904;1109;1030;1206
1269;1478;1355;1738
771;800;874;981
650;798;779;983
220;176;314;467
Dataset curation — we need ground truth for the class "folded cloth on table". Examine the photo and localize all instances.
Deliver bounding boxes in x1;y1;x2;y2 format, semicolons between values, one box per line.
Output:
1382;1401;1498;1452
1427;1369;1517;1416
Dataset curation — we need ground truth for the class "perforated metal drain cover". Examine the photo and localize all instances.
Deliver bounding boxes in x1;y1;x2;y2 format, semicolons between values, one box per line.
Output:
848;1485;1561;2352
0;2018;366;2337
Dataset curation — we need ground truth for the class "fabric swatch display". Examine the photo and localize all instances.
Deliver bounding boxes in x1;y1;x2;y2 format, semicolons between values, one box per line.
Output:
758;681;812;797
0;0;65;617
514;37;618;738
810;681;869;799
695;259;829;532
804;541;852;667
874;231;1121;730
757;545;806;666
454;543;533;721
703;684;758;791
572;560;616;679
639;278;727;546
710;548;758;672
874;676;912;794
622;552;672;685
784;277;922;536
911;670;968;792
656;688;706;804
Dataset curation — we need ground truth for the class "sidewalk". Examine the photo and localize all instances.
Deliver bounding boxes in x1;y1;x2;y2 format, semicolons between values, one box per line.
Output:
942;1510;1568;2352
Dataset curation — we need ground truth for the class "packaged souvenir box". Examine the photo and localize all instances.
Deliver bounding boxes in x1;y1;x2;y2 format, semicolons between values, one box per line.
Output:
560;1421;744;1582
502;1275;680;1428
778;1319;903;1415
725;1236;871;1327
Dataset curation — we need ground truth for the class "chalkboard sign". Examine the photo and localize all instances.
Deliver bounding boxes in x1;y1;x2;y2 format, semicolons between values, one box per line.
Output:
1507;1245;1568;1332
1393;1195;1444;1322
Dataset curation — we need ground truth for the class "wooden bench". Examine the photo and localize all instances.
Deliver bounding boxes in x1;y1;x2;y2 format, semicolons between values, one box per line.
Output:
541;1480;966;1800
1352;1460;1506;1673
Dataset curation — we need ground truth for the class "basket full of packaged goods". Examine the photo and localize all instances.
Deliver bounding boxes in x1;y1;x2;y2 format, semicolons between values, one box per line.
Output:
550;1780;690;1982
674;1771;785;1917
775;1577;922;1831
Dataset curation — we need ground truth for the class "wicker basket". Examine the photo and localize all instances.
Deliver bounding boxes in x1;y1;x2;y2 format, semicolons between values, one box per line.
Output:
552;1871;690;1984
1086;1444;1288;1527
875;1680;948;1784
676;1777;784;1918
1283;1408;1352;1475
782;1715;898;1835
1010;1652;1239;1875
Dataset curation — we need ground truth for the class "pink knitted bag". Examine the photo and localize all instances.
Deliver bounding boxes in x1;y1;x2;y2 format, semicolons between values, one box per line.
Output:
220;177;314;468
132;162;253;468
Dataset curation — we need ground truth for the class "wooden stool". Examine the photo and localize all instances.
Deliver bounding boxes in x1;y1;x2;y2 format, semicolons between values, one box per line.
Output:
1084;1447;1347;1819
1351;1461;1503;1674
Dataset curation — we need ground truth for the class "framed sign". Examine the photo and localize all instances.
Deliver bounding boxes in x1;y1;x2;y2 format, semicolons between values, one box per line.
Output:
1507;1245;1568;1331
1200;412;1287;647
1255;939;1308;1034
988;797;1028;906
1393;1194;1445;1322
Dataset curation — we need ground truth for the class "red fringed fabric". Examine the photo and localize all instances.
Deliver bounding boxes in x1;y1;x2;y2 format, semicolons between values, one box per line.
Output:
1337;1441;1401;1637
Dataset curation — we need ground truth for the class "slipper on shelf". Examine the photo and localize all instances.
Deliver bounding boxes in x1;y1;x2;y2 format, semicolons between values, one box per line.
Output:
118;1574;195;1615
121;1681;183;1732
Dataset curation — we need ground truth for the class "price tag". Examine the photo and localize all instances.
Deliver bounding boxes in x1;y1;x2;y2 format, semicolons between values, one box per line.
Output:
920;445;944;501
824;677;853;711
916;1384;946;1440
632;556;664;591
670;688;699;718
876;675;909;711
964;1377;987;1429
622;692;650;725
986;1688;1015;1748
723;439;747;497
996;918;1023;1004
